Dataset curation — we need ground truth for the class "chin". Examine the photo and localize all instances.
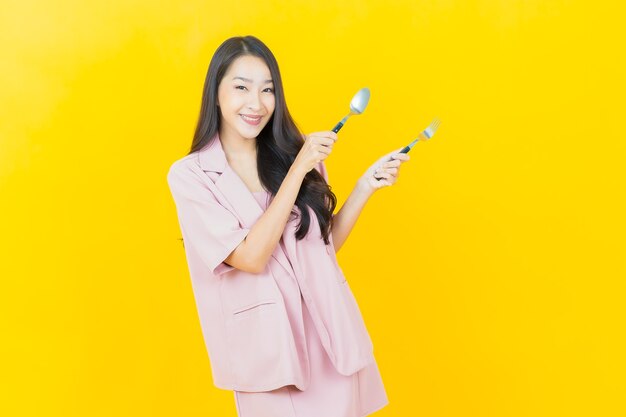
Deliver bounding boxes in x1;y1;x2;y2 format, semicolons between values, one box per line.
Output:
235;132;258;140
239;125;268;139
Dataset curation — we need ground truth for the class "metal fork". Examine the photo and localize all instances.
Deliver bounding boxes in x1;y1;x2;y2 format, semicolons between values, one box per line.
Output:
400;117;441;153
374;117;441;180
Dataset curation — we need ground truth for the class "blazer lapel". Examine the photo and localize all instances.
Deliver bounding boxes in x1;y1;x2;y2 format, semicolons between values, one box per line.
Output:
198;134;264;226
198;134;295;276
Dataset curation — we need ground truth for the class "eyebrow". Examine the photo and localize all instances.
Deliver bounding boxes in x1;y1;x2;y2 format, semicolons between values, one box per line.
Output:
232;76;273;84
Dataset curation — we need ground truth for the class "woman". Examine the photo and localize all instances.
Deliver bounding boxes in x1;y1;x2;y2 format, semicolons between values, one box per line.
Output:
167;35;409;417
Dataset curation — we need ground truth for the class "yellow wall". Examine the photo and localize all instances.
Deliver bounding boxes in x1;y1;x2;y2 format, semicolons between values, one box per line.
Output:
2;1;624;416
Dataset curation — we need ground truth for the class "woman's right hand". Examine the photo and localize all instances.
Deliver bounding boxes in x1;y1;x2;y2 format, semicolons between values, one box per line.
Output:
292;131;338;175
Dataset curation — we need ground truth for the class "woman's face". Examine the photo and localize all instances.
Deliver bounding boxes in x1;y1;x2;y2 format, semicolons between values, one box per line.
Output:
217;55;276;142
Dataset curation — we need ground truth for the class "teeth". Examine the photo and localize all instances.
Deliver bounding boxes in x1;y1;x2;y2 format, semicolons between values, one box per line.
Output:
241;115;261;122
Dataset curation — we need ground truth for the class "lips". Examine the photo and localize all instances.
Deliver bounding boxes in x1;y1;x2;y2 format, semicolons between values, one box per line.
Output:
240;114;262;126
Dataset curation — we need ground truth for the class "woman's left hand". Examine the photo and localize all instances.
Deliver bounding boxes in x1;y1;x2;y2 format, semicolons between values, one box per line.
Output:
357;147;411;193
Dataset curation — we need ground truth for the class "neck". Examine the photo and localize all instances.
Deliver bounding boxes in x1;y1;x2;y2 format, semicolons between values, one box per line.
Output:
219;128;257;160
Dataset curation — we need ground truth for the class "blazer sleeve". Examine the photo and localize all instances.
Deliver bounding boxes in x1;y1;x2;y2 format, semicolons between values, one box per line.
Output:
167;162;250;276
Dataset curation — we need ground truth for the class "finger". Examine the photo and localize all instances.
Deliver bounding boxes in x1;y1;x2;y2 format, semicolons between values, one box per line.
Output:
388;168;400;178
382;160;402;168
320;141;334;151
380;149;406;162
385;147;404;157
321;131;338;141
391;153;410;161
315;137;335;147
374;171;392;180
318;145;332;155
311;131;338;141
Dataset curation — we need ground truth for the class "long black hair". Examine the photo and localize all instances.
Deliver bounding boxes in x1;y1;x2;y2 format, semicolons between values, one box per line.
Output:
189;35;336;245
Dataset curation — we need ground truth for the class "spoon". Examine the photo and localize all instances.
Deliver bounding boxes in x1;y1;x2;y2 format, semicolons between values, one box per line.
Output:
332;87;370;133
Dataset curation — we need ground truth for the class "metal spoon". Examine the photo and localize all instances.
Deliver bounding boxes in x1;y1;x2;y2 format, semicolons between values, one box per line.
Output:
332;87;370;133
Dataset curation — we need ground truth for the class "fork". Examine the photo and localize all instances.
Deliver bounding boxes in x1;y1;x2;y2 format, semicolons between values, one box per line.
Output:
374;117;441;180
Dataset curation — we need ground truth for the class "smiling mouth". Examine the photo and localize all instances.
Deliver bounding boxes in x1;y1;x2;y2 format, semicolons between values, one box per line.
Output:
240;114;262;125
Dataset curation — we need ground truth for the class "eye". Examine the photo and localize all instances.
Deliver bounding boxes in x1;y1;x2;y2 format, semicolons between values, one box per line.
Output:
235;85;247;90
263;88;274;93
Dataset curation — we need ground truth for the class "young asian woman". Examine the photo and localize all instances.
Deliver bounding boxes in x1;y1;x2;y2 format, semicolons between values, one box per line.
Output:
167;35;410;417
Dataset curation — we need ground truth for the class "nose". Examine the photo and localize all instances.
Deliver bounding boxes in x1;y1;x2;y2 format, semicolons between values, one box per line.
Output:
247;91;262;111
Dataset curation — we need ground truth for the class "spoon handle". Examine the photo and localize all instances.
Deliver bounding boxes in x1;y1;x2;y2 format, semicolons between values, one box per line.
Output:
332;114;351;133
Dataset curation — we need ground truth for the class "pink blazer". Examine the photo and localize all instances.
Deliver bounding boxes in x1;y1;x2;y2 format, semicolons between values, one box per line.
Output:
167;134;375;392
